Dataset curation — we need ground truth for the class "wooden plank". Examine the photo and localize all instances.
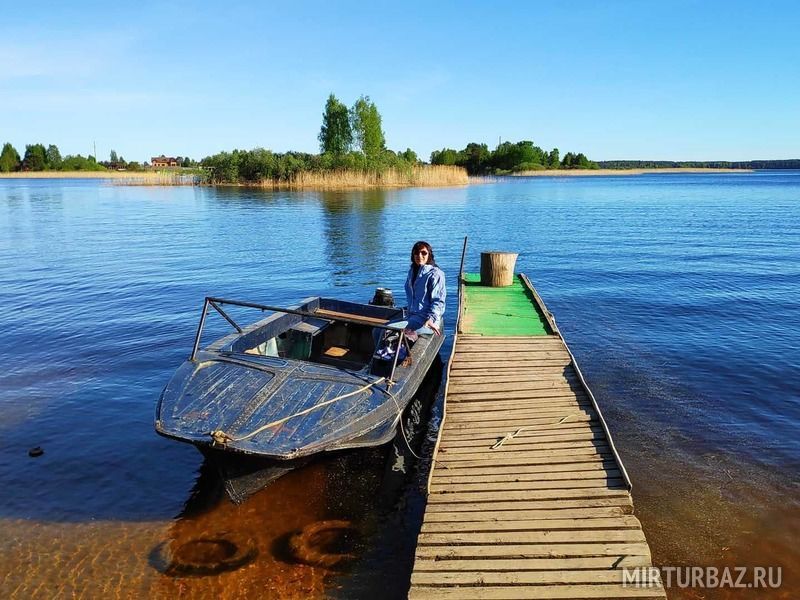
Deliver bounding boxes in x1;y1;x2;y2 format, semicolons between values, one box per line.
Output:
440;436;608;452
437;448;611;464
408;584;665;599
444;413;596;429
411;568;640;585
445;406;593;424
421;516;642;533
421;506;629;522
455;339;567;347
428;488;629;503
417;529;646;546
448;391;584;403
453;349;569;358
441;423;600;442
451;359;572;369
439;441;611;457
447;398;589;411
440;430;607;448
445;412;592;426
444;411;593;425
432;468;621;485
446;396;589;411
414;541;652;559
453;347;569;363
448;368;574;377
410;554;650;571
448;378;579;392
435;454;616;469
444;414;598;432
429;479;625;494
432;460;620;477
449;368;573;377
440;438;609;452
313;308;389;325
425;497;634;513
437;456;615;469
451;356;568;364
448;388;585;401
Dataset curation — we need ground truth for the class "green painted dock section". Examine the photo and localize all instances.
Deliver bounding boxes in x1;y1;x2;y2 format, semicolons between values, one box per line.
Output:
408;273;665;599
461;273;551;336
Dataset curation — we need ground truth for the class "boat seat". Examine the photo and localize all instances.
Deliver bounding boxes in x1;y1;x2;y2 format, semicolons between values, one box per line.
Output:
323;346;349;358
319;345;371;368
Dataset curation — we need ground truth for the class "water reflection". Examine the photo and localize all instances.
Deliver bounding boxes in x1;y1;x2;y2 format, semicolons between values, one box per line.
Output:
319;189;388;287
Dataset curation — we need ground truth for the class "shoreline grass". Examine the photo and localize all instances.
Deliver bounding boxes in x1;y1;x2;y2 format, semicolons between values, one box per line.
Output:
512;167;753;177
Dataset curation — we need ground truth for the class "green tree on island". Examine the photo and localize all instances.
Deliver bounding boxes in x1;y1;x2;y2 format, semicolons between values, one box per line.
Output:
350;95;386;166
0;143;21;172
548;148;560;168
23;144;47;171
319;93;352;156
46;144;62;169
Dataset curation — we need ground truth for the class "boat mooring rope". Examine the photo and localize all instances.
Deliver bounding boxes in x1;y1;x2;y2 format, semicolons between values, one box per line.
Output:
210;377;387;446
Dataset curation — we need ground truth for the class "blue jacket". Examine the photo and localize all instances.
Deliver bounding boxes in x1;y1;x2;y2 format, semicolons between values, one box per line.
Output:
404;264;446;331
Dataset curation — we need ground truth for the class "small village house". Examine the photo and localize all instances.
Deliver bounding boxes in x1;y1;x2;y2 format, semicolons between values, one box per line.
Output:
151;155;181;167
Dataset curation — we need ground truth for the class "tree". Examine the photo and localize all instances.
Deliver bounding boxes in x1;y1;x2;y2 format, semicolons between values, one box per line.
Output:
548;148;559;169
400;148;418;163
46;144;62;169
350;95;385;165
0;142;21;172
23;144;47;171
461;142;490;174
430;148;459;166
182;157;191;168
319;93;352;156
109;149;118;164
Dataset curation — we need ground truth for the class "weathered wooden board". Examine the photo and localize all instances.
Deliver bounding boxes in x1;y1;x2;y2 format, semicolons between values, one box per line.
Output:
411;554;650;570
408;584;666;599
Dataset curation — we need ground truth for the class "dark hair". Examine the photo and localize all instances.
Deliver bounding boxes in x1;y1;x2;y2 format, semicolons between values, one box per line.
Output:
410;240;436;266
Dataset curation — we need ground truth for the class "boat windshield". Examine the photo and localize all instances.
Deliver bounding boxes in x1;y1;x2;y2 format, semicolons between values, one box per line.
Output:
193;297;405;374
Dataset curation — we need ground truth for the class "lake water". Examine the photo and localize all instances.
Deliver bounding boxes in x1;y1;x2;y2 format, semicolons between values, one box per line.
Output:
1;173;798;598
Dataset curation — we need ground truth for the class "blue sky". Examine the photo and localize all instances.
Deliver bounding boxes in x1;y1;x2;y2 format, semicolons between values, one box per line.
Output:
2;1;798;163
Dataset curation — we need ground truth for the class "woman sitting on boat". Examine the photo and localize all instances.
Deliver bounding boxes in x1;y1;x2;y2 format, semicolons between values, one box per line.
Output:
403;240;446;337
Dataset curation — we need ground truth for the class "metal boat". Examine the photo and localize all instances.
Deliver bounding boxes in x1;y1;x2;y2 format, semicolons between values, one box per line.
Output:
155;295;444;500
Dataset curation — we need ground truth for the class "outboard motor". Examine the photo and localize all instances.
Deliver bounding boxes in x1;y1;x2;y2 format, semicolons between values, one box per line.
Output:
370;287;394;307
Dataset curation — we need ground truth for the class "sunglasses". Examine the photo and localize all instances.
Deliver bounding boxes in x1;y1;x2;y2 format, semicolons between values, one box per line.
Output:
414;250;429;256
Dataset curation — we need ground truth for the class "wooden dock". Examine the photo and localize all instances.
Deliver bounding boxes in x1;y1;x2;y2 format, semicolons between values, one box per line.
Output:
408;273;666;599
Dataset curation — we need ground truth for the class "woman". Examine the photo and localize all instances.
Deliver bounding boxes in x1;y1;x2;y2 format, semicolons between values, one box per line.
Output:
403;240;445;336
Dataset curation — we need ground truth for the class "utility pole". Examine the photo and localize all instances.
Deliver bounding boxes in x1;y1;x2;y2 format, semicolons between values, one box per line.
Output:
93;140;96;160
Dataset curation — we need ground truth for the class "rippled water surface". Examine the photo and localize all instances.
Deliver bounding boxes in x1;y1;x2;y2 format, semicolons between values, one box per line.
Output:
1;173;798;598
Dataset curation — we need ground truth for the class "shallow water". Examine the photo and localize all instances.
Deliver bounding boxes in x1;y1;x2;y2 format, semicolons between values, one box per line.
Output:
1;173;798;597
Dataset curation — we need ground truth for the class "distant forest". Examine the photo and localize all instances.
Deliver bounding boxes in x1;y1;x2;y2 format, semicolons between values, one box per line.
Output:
598;159;800;170
430;142;597;175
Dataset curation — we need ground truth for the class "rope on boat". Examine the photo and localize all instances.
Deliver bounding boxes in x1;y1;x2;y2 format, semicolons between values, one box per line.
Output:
490;413;578;450
383;387;424;461
210;377;387;446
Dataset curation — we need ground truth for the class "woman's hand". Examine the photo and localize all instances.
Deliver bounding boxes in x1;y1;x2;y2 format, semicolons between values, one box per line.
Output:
424;319;441;336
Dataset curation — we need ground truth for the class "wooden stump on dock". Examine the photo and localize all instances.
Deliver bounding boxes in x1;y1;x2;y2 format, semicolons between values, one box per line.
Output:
480;251;518;287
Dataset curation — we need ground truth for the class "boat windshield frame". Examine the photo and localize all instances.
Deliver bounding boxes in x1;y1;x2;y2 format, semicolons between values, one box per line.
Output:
191;296;408;385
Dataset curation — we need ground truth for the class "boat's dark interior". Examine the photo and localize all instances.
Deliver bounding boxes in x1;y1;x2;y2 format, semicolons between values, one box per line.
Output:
216;298;404;372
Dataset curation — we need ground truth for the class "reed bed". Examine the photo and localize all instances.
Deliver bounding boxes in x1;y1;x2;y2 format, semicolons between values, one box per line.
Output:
111;173;205;186
279;165;468;189
111;165;468;189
